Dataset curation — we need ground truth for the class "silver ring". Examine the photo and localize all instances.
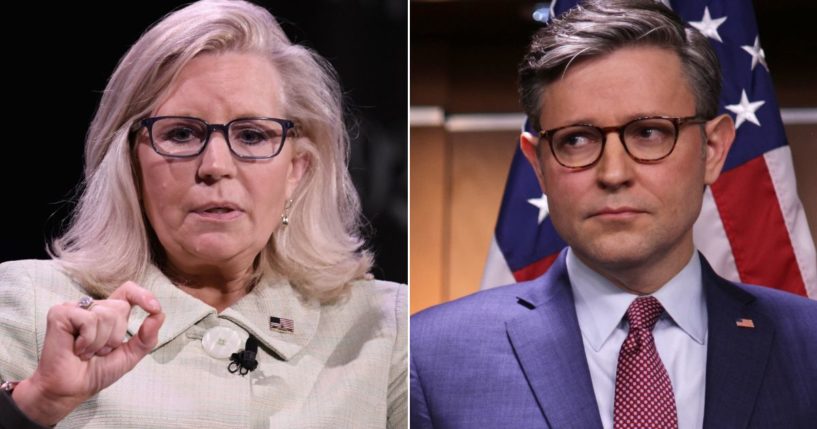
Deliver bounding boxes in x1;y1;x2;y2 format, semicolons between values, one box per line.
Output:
77;296;95;310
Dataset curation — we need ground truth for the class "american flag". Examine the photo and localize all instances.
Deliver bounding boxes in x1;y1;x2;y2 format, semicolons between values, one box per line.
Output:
481;0;816;298
735;318;755;329
269;316;295;333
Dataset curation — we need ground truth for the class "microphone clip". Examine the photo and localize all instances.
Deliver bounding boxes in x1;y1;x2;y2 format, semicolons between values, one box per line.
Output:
228;335;259;376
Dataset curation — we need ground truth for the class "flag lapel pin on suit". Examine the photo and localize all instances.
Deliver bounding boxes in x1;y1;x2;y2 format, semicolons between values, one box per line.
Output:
269;316;295;333
736;318;755;328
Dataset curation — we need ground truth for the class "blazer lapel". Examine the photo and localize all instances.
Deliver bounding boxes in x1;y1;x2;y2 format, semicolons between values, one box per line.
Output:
701;256;774;429
506;251;603;429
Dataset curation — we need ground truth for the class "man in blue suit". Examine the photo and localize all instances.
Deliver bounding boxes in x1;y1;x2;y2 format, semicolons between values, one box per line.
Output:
410;1;817;428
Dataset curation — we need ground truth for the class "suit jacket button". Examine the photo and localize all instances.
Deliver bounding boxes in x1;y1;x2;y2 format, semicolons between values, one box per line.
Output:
201;326;243;359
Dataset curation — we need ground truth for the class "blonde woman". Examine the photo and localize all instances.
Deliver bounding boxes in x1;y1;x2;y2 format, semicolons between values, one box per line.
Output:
0;1;406;428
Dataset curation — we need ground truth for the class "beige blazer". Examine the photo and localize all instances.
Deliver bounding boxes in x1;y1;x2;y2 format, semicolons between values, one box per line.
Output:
0;260;407;428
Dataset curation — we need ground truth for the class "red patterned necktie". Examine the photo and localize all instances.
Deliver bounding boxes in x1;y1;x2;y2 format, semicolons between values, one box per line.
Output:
614;296;678;429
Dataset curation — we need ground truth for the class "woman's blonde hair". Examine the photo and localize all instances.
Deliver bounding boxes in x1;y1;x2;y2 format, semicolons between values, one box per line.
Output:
51;0;372;301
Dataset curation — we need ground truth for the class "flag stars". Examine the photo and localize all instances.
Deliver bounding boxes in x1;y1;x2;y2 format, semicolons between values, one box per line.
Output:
690;7;728;42
741;36;768;71
725;90;766;129
527;194;549;224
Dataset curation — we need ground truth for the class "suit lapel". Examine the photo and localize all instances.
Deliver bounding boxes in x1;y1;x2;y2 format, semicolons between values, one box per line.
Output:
506;251;603;429
701;256;774;429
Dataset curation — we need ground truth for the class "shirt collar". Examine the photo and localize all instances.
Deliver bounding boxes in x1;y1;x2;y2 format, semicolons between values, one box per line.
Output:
127;264;321;361
568;248;706;352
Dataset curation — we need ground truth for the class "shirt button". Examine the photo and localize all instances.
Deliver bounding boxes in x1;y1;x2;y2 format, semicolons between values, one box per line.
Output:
201;326;243;359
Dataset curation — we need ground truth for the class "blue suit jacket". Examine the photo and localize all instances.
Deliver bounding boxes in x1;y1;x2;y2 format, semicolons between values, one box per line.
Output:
410;251;817;428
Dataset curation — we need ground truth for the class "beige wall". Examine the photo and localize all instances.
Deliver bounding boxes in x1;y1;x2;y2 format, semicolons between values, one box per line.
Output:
410;127;448;312
788;125;817;245
410;127;517;314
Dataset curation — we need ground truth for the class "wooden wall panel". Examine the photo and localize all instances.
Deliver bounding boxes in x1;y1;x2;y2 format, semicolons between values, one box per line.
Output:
409;127;448;314
787;124;817;250
446;131;519;302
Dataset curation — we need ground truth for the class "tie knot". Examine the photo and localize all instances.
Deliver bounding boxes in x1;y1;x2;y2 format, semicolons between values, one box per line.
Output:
625;296;664;331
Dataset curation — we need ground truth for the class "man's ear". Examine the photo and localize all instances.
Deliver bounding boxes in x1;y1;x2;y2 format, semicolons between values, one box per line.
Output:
702;113;736;185
520;131;548;194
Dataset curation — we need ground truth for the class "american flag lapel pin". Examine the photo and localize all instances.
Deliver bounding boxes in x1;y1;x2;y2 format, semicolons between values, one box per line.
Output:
736;318;755;328
269;316;295;333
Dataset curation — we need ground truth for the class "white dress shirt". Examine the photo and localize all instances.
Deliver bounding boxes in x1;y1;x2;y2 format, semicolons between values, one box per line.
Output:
567;248;708;429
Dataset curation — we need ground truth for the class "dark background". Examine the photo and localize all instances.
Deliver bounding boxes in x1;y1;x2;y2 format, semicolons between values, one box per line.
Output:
412;0;817;111
1;1;407;284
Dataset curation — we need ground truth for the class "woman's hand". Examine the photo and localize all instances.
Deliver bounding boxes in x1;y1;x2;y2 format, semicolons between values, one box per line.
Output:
11;281;165;426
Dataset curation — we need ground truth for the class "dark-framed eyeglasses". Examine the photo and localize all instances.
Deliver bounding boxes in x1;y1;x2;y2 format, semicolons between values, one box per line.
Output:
136;116;296;159
538;115;708;169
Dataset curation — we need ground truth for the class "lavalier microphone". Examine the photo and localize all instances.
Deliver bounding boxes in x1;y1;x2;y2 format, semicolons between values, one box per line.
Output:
228;335;259;376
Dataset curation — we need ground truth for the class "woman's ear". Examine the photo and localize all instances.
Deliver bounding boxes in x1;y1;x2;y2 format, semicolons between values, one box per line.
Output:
285;151;309;200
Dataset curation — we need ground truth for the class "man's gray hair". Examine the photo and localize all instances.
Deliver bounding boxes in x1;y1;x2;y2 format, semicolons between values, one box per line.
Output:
519;0;721;131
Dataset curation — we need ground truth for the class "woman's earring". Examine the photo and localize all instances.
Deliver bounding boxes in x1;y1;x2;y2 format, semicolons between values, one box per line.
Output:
281;199;293;226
